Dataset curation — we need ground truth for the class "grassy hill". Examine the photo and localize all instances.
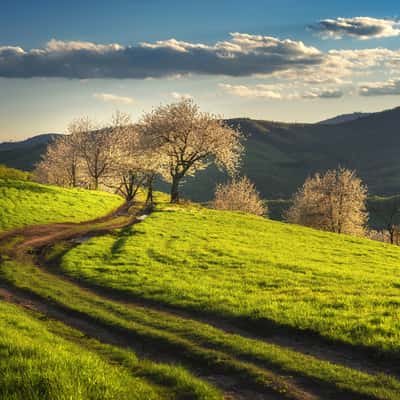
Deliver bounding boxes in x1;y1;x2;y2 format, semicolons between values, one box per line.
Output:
1;181;400;398
0;180;221;400
61;204;400;358
0;177;123;232
3;107;400;201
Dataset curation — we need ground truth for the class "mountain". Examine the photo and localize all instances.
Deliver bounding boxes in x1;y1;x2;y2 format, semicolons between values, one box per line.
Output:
318;112;373;125
2;107;400;201
0;133;60;150
0;133;60;170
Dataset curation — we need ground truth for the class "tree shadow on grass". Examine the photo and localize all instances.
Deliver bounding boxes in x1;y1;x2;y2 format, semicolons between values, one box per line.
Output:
110;226;145;257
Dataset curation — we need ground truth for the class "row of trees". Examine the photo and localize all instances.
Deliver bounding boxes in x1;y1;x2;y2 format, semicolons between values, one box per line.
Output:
35;98;392;242
35;100;243;204
211;167;370;238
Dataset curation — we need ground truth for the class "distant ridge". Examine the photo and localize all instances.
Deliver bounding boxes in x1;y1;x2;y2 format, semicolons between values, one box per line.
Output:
318;112;373;125
0;133;61;170
2;106;400;200
0;133;61;150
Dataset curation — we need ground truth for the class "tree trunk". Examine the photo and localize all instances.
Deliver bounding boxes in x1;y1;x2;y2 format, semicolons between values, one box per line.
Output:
389;225;395;245
72;162;77;188
170;176;181;203
146;176;154;206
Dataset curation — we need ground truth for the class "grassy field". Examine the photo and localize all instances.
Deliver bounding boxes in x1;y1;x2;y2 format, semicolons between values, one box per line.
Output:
0;178;123;232
0;300;221;400
61;204;400;358
2;256;400;399
2;177;400;398
0;301;160;400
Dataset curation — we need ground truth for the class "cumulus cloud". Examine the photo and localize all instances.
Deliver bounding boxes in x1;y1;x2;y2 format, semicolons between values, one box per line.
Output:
310;17;400;40
219;83;343;100
171;91;193;99
302;88;344;99
93;92;134;104
359;78;400;96
219;83;283;99
0;33;323;79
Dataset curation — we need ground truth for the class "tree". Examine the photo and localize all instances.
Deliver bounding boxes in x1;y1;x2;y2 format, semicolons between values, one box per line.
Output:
33;131;82;187
139;99;243;203
211;177;267;216
77;117;116;190
102;112;164;204
285;168;368;236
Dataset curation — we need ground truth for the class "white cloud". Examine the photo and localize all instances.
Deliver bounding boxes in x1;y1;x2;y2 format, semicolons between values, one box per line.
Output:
171;92;193;100
220;83;344;100
93;92;134;104
302;88;344;99
359;78;400;96
310;17;400;40
0;33;323;79
219;83;283;99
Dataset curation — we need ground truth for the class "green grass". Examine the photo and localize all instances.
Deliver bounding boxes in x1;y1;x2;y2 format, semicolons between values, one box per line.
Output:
0;301;163;400
0;178;123;232
2;256;400;399
61;204;400;358
0;164;30;181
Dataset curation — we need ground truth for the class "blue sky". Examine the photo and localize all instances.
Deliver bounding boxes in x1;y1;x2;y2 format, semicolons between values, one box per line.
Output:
1;0;400;140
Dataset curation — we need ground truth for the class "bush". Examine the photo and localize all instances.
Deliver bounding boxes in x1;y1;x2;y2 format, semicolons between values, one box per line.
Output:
211;177;267;217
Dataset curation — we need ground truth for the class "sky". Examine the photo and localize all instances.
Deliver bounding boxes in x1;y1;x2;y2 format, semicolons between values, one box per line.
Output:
1;0;400;140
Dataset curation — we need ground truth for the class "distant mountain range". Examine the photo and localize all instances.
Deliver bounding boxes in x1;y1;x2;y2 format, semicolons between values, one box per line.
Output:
1;107;400;201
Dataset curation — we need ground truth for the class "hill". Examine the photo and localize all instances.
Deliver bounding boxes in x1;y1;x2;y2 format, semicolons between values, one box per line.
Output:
1;180;400;398
61;204;400;359
0;177;123;231
0;134;60;170
318;112;373;125
2;106;400;201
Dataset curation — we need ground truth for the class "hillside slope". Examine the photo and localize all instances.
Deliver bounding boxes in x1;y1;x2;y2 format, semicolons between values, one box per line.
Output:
318;112;372;125
185;106;400;200
1;189;400;398
0;178;123;231
2;106;400;200
62;204;400;359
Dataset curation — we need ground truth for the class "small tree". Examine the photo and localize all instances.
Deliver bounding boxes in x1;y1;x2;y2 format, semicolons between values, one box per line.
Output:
77;117;117;190
285;167;368;236
139;99;243;203
212;177;267;216
33;132;82;187
102;112;165;204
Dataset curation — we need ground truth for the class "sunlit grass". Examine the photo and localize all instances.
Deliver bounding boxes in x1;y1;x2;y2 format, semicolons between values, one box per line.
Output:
0;301;162;400
0;178;123;231
61;204;400;357
2;257;400;399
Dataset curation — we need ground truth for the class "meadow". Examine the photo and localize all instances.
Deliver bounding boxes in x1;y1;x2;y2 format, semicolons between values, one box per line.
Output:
2;175;400;399
0;301;160;400
0;178;123;231
61;204;400;358
0;300;221;400
3;255;400;399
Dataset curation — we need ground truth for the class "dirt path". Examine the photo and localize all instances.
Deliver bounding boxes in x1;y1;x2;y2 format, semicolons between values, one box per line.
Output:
0;284;286;400
0;206;397;400
0;206;292;400
36;244;400;382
